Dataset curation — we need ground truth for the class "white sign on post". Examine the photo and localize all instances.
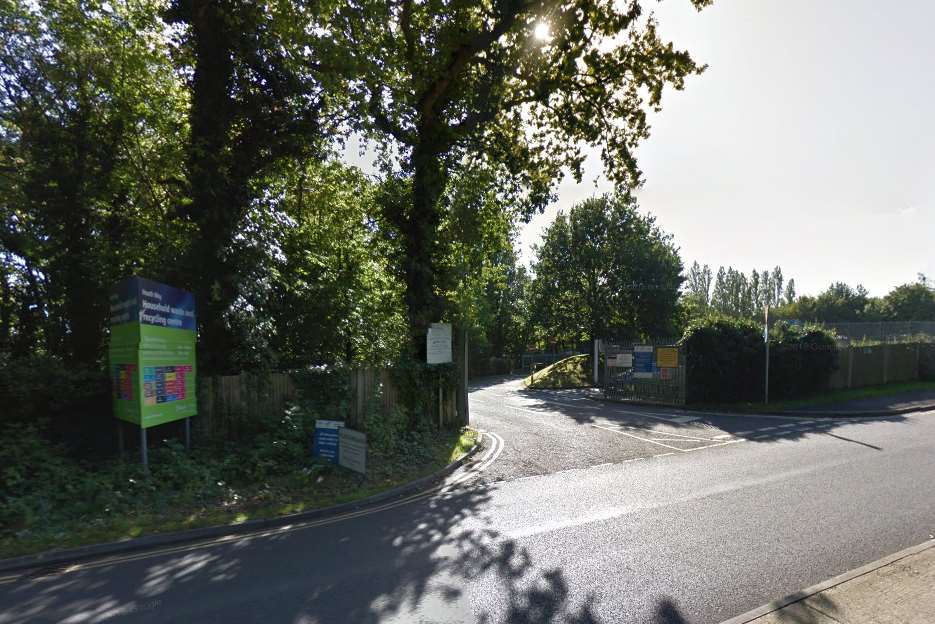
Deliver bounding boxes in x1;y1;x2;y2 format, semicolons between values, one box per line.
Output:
338;427;367;474
426;322;452;364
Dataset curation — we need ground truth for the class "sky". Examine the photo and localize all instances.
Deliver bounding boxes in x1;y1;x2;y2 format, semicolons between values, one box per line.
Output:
518;0;935;297
346;0;935;298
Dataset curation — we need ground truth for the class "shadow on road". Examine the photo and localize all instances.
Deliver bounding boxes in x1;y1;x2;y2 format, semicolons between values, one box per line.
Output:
507;382;911;449
1;480;665;624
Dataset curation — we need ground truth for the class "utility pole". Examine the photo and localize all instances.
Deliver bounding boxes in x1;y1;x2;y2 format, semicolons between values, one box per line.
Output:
764;303;770;405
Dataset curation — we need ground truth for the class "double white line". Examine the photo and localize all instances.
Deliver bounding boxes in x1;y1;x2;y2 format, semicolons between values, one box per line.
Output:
0;430;507;585
443;430;504;490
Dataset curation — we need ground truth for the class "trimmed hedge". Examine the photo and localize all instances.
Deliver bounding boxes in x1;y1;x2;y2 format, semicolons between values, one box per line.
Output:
679;316;837;403
767;322;838;399
680;317;763;403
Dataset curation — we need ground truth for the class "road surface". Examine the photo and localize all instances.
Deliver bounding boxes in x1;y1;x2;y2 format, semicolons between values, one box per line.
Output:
2;376;934;623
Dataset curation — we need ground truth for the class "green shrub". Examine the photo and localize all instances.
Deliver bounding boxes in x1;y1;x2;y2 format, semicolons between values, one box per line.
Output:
679;316;764;403
767;322;838;399
0;353;108;423
679;316;838;403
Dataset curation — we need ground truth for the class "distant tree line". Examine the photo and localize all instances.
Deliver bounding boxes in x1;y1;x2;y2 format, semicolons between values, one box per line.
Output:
683;261;935;325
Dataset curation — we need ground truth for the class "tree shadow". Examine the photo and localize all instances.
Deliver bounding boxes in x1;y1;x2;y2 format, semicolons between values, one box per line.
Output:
0;482;603;623
506;382;910;449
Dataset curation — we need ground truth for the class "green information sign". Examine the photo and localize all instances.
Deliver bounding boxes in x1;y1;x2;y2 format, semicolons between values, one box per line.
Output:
109;277;197;429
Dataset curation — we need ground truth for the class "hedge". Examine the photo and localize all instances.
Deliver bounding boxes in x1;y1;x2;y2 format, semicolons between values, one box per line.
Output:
679;316;837;403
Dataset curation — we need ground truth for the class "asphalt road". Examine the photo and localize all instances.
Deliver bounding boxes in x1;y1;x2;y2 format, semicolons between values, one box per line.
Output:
3;377;935;624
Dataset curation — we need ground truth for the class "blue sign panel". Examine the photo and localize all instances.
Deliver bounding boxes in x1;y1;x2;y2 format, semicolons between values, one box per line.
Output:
109;277;196;330
312;420;345;464
633;346;654;376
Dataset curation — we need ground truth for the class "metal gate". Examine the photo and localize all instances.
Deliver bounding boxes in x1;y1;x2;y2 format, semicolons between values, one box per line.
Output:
601;339;686;406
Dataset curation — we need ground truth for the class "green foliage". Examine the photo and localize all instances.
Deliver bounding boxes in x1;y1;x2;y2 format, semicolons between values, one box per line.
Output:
686;263;791;323
679;316;838;403
792;282;872;323
523;354;591;389
0;0;189;365
883;281;935;321
0;354;108;423
529;193;683;346
340;0;711;351
679;316;764;403
767;322;838;400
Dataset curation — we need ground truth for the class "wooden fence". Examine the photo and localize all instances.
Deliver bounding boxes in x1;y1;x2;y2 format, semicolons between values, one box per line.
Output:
348;367;461;428
197;367;464;441
197;372;296;440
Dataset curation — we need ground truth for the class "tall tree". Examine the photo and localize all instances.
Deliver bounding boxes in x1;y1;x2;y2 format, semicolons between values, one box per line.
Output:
0;0;187;365
783;278;796;306
166;0;339;372
340;0;712;355
685;261;712;308
883;280;935;321
529;194;682;344
771;266;783;305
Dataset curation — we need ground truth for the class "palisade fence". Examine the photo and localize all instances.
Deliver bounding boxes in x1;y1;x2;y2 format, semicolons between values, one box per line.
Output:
196;367;463;442
600;338;686;406
598;338;935;405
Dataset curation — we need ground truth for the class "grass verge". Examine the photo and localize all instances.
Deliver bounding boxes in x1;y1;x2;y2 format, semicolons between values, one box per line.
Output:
0;427;477;560
523;354;591;389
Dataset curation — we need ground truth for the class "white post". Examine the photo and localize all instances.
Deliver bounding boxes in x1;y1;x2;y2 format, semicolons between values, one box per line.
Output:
593;338;600;386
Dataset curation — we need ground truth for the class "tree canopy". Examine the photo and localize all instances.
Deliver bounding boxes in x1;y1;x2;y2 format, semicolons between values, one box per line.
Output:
528;193;683;346
338;0;712;353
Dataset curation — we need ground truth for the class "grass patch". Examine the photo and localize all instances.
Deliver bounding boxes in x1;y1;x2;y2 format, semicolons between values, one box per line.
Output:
523;354;591;389
694;380;935;413
0;426;478;560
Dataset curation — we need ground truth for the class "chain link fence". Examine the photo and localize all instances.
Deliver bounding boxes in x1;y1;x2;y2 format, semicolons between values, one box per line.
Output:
816;321;935;345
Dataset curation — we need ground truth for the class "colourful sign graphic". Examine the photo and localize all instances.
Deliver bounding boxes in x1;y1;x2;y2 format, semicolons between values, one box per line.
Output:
109;278;197;429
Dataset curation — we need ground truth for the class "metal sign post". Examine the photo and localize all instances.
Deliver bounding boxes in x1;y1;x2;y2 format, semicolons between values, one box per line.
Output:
764;304;770;405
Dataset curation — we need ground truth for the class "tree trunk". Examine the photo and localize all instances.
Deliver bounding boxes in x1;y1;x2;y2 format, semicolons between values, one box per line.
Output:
184;0;241;374
400;143;447;359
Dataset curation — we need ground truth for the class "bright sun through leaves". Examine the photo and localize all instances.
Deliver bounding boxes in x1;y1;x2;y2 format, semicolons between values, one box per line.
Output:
534;22;551;41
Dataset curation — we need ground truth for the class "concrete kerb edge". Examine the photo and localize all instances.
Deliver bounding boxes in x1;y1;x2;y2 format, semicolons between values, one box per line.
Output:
0;433;486;576
719;538;935;624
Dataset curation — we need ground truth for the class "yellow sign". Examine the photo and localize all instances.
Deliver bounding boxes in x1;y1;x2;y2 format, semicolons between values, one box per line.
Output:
656;347;678;368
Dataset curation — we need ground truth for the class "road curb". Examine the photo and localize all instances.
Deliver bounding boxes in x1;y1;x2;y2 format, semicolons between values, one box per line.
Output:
719;538;935;624
0;434;485;576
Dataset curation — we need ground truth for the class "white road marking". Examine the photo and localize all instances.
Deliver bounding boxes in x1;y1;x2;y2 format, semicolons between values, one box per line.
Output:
679;439;744;453
653;453;675;458
712;434;734;440
445;431;505;489
591;424;745;453
735;431;755;435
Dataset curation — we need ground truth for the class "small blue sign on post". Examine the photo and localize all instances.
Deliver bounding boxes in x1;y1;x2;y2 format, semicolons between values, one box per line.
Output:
312;419;344;464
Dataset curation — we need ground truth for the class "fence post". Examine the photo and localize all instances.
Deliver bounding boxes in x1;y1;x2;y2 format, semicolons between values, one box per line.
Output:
847;345;854;389
678;347;686;405
882;343;891;384
916;341;921;381
593;339;600;386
